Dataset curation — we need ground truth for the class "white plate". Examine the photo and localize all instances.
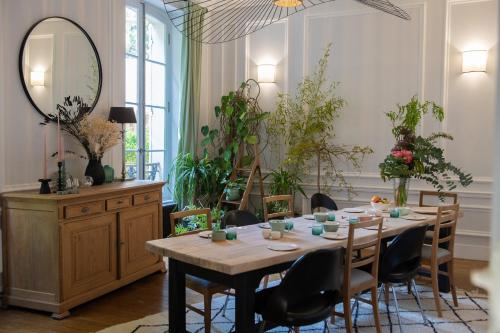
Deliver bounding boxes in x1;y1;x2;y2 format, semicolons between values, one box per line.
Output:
198;231;212;238
402;215;427;221
412;207;438;215
303;214;315;220
267;243;299;251
343;208;364;213
363;225;388;231
258;223;271;229
322;232;348;240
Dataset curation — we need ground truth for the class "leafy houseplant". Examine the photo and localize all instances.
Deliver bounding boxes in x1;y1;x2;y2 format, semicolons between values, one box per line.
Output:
224;178;245;201
267;44;373;195
379;96;473;206
264;167;306;215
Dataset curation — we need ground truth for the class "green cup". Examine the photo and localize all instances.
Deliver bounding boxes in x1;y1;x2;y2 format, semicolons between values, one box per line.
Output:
284;219;294;231
327;212;336;221
312;224;323;236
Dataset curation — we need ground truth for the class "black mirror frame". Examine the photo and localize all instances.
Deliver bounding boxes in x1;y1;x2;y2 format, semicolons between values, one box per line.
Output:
19;16;103;122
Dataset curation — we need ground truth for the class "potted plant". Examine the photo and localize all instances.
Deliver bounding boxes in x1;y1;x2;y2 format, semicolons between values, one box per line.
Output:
211;222;226;242
267;44;373;195
224;178;245;201
379;96;473;206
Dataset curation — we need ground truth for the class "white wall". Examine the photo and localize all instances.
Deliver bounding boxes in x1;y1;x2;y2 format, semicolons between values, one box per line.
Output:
0;0;126;277
203;0;497;260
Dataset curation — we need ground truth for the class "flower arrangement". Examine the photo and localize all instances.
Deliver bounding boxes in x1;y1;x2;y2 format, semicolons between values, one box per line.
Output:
379;96;473;205
79;115;121;159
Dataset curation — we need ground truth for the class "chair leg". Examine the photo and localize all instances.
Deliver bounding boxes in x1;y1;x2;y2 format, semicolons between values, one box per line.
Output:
377;284;384;303
412;279;429;325
294;327;300;333
343;297;353;333
371;287;382;333
391;286;404;333
222;293;230;318
447;260;459;307
323;320;331;333
384;283;390;305
407;281;412;294
203;293;212;333
258;320;267;333
431;265;443;317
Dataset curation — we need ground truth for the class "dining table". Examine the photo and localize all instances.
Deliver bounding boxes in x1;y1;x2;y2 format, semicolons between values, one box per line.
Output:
145;206;439;333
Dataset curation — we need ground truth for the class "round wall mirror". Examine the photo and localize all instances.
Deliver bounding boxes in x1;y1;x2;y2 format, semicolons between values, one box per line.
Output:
19;17;102;121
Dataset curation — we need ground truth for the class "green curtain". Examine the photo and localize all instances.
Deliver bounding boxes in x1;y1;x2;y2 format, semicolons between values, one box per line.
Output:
177;4;205;155
175;4;205;209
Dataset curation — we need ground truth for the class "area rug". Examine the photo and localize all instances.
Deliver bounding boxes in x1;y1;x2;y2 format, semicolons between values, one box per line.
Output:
96;285;488;333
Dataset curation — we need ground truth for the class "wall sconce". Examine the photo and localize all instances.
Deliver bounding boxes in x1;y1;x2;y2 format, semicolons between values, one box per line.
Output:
257;64;276;83
30;71;45;86
462;50;488;73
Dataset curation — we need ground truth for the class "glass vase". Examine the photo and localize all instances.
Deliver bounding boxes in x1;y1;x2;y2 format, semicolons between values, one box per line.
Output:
393;177;410;207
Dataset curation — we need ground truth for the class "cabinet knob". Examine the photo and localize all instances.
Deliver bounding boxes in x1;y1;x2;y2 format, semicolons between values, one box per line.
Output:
117;200;123;204
81;207;90;214
120;241;125;246
144;195;150;201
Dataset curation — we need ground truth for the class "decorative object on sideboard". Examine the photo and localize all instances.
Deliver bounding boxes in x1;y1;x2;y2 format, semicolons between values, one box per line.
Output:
39;121;51;194
163;0;410;44
19;16;102;120
108;106;137;181
57;161;66;194
104;165;115;183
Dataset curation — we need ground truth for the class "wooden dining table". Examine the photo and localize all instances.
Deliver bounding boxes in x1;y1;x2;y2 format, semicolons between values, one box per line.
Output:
146;206;438;333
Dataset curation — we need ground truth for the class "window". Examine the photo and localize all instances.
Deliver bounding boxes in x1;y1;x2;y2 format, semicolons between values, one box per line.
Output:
126;2;180;202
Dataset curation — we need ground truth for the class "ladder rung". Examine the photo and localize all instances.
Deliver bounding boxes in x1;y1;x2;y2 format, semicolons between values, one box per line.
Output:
221;200;242;205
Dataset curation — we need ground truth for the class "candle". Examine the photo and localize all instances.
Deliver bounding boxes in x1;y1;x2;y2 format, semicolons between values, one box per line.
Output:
57;112;61;161
43;124;47;178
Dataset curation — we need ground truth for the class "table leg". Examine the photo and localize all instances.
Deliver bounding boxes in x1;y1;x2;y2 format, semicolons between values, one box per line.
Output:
169;258;187;333
234;274;258;333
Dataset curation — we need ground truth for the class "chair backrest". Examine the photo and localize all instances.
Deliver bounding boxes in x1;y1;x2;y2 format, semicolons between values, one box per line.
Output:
263;248;344;321
379;225;428;281
263;195;294;221
221;210;259;228
311;192;338;212
419;190;458;207
429;204;460;256
169;208;212;237
343;217;384;288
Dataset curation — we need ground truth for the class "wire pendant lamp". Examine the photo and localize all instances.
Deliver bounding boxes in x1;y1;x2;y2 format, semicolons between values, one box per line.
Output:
163;0;411;44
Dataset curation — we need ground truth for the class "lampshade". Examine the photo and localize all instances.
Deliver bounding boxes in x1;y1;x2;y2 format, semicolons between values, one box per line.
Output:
462;50;488;73
108;107;137;124
30;71;45;86
274;0;302;7
258;64;276;83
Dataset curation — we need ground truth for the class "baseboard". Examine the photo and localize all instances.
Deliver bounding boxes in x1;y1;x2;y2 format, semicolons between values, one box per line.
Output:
455;243;490;261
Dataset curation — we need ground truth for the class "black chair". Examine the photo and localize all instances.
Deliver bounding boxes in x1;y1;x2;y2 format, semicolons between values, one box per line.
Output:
378;225;428;331
221;209;260;228
255;248;344;332
311;193;338;212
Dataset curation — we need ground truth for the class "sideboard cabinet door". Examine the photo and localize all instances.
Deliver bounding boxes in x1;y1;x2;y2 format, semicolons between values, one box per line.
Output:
119;204;160;278
61;214;118;299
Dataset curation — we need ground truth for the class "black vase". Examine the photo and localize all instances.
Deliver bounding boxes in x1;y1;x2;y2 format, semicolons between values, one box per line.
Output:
85;158;105;186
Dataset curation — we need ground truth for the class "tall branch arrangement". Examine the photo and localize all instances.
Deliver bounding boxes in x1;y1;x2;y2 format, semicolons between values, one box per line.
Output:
267;44;373;194
379;96;473;192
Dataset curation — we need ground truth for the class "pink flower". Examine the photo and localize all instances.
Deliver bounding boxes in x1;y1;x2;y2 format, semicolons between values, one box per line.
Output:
392;149;413;164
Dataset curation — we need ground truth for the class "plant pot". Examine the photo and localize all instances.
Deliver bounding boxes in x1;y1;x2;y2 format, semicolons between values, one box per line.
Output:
211;230;226;242
85;158;105;186
393;177;410;207
225;188;241;201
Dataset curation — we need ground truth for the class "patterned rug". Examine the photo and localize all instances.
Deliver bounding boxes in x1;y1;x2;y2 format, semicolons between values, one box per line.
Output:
96;285;488;333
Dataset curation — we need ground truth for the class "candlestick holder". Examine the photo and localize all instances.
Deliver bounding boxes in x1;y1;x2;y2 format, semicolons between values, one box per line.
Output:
38;179;52;194
57;161;66;194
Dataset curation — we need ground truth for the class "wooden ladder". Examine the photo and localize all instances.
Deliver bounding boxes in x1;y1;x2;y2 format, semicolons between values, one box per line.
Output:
217;145;265;211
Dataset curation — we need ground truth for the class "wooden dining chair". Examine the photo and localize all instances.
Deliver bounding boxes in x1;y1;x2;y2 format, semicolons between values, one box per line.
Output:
263;194;294;221
419;190;458;207
333;217;384;333
417;203;460;317
169;209;230;333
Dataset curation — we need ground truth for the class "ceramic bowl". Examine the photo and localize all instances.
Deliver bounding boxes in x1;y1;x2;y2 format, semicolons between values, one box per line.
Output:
323;222;340;233
370;201;392;211
269;220;286;234
211;230;227;242
314;212;328;223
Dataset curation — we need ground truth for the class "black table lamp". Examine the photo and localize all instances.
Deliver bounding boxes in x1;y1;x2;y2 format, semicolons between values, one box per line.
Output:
109;107;137;181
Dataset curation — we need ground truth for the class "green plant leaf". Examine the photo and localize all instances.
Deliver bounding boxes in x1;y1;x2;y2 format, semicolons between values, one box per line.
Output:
201;125;209;136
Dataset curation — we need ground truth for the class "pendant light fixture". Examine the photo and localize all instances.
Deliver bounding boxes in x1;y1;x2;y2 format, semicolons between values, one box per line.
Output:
164;0;411;44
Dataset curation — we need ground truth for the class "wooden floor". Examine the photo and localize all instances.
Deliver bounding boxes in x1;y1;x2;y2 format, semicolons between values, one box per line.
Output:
0;259;488;333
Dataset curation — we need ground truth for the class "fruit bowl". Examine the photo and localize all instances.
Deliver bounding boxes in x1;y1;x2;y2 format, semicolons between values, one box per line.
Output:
370;201;392;212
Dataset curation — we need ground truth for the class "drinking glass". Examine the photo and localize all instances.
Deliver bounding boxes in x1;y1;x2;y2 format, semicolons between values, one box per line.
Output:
284;219;294;231
226;225;237;240
312;224;323;236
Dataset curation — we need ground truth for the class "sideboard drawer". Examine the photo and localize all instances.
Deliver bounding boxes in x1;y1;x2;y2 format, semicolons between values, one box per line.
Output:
106;197;131;211
133;191;159;206
65;201;105;219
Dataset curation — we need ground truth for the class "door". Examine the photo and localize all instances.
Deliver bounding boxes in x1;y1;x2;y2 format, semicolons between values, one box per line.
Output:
119;203;160;277
61;214;117;299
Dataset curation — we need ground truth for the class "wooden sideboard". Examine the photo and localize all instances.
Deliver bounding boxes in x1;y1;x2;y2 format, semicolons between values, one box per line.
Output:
1;180;166;318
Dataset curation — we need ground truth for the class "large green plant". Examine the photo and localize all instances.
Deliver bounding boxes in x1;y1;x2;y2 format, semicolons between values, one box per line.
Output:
268;44;373;194
379;96;473;192
201;80;268;167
